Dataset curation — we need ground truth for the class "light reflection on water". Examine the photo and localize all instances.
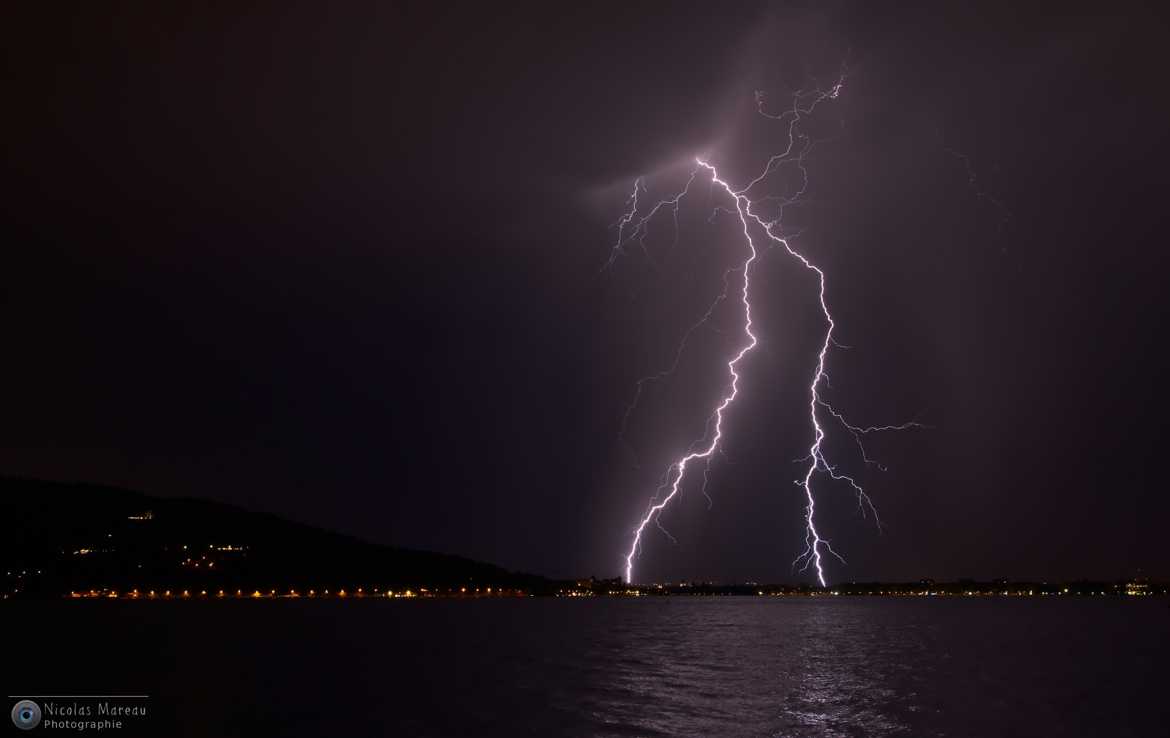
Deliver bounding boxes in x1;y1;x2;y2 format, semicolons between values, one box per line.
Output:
548;598;1162;737
7;597;1166;736
569;598;932;737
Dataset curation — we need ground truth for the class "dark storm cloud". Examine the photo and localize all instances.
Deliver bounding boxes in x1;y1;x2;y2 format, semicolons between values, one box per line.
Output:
3;2;1167;581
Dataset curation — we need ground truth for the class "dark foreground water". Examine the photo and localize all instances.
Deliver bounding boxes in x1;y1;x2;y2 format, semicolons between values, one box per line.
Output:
4;597;1167;737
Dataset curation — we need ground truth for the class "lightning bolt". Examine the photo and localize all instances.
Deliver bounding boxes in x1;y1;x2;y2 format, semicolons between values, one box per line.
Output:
613;67;923;586
620;160;759;585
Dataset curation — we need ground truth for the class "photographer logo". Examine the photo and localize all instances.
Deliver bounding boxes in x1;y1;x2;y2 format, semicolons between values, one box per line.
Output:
11;700;41;731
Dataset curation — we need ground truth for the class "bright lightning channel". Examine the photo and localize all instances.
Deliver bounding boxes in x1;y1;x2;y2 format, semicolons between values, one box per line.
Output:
613;72;921;586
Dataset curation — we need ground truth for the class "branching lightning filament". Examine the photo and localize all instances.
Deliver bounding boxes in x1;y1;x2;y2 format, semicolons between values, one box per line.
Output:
612;71;922;586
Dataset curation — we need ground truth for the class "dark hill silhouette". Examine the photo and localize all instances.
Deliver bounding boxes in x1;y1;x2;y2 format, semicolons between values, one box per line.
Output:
1;477;548;598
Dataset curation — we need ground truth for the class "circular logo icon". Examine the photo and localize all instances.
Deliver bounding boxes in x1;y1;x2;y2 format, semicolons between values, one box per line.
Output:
11;700;41;730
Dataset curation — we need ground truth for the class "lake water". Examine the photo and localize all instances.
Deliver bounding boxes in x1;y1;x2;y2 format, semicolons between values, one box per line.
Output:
5;597;1166;736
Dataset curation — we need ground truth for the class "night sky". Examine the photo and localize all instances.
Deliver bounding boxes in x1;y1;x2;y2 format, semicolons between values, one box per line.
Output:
4;2;1168;583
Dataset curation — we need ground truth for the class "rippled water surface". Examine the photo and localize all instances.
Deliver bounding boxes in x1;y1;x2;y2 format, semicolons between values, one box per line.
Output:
9;597;1167;736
